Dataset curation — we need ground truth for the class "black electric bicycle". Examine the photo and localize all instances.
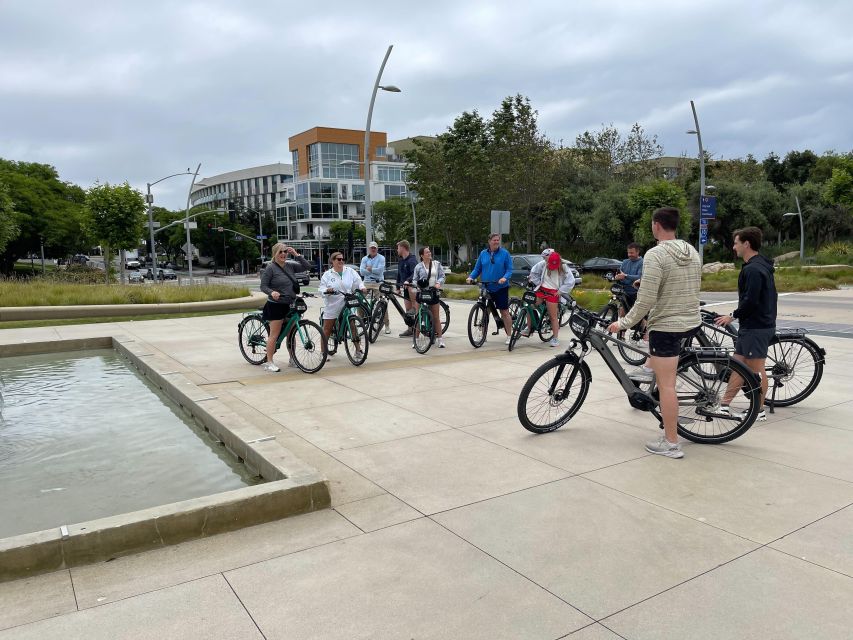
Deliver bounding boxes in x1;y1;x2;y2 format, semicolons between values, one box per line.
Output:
467;281;523;348
695;306;826;408
369;281;450;342
517;306;762;444
598;273;647;367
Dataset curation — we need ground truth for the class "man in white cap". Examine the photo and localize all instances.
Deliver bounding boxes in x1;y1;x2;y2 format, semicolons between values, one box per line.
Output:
360;241;390;334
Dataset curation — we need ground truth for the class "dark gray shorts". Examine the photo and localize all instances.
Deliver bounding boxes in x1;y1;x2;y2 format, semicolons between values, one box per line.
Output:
735;327;775;359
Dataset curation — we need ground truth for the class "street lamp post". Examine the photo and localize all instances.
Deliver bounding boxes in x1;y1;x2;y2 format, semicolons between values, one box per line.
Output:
783;196;805;261
408;191;418;254
688;100;706;266
362;44;400;246
185;163;202;281
146;167;198;280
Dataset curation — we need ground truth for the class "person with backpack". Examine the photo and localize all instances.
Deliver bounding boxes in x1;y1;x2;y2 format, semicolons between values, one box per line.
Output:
259;242;311;372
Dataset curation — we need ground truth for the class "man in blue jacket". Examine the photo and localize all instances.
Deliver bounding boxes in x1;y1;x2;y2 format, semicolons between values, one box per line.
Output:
615;242;643;311
466;233;514;344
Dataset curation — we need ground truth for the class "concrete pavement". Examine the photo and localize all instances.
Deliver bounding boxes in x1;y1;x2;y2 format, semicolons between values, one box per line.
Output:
1;290;852;638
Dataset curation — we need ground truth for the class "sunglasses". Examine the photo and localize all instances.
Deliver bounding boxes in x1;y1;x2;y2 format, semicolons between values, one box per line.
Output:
333;257;344;262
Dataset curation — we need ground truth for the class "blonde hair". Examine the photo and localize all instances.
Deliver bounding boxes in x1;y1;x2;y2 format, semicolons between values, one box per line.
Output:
329;251;344;265
270;242;287;258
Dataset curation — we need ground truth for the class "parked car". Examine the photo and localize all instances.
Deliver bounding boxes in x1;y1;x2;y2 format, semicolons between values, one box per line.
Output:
127;271;145;284
71;254;90;265
125;258;141;269
581;257;623;275
143;268;176;281
509;254;582;287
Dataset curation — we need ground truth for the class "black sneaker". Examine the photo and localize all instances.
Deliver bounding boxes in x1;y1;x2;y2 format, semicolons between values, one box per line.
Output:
399;328;413;337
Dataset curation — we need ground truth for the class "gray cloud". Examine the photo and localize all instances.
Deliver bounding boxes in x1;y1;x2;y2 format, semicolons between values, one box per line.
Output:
1;0;851;209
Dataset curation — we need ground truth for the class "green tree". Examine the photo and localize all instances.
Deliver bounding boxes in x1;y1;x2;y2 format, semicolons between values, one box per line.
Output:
329;220;365;246
0;180;20;255
86;182;146;283
627;180;689;247
373;198;413;245
0;159;91;273
823;157;853;210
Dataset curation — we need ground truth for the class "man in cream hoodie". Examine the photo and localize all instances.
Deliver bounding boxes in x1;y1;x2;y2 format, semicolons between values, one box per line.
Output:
608;207;701;459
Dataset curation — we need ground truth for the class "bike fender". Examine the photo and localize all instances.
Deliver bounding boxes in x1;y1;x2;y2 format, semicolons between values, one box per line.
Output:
555;352;592;382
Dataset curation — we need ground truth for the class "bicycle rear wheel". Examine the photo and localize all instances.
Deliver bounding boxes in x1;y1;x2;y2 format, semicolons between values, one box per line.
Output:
558;303;570;328
467;303;489;348
538;311;554;342
238;315;269;365
675;353;759;444
598;304;617;324
368;300;387;344
508;309;526;352
343;316;368;366
617;328;647;366
765;336;824;407
287;319;327;373
439;300;450;335
517;355;590;433
413;308;434;354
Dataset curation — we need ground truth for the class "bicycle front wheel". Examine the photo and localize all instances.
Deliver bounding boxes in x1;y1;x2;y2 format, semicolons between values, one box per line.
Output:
675;353;759;444
414;308;434;354
558;303;570;328
617;329;647;366
287;319;327;373
766;336;824;407
343;316;368;366
538;311;554;342
467;303;489;348
368;300;387;344
517;355;590;433
238;315;269;365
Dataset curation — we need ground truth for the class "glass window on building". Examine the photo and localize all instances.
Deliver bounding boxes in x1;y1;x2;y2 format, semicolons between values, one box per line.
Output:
319;142;360;179
291;151;300;175
308;144;320;178
351;184;365;201
376;146;387;157
384;184;407;199
339;184;348;200
377;166;410;182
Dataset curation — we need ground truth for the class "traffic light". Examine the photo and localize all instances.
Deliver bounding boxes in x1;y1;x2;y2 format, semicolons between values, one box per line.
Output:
207;223;213;235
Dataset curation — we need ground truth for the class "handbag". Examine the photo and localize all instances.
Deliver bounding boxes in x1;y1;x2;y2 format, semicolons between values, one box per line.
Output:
274;261;301;296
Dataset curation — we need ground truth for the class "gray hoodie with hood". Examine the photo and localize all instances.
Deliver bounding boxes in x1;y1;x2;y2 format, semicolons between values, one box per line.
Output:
618;239;701;333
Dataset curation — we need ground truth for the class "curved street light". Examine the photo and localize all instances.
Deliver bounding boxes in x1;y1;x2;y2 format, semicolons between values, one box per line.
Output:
146;168;198;279
687;100;706;266
783;196;805;261
362;45;400;246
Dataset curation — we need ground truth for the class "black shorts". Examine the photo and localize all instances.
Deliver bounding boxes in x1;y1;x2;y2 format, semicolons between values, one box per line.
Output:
263;301;291;321
490;287;510;310
735;327;775;359
648;327;700;358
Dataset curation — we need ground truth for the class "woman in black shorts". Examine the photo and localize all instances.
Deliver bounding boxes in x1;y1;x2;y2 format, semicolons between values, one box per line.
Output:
260;242;311;371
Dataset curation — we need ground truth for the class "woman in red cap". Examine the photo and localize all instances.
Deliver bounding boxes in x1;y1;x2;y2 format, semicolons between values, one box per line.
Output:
529;249;575;346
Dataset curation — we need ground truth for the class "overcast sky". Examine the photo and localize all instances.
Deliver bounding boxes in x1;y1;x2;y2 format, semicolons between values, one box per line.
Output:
2;0;851;210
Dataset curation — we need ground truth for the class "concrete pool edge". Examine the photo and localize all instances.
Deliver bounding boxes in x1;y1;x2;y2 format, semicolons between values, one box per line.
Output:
0;337;331;583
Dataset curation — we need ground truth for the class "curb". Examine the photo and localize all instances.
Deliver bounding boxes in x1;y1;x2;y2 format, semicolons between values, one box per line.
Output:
0;293;266;321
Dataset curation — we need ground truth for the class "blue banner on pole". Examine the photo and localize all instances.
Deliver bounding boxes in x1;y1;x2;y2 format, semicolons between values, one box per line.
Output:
700;195;717;219
700;228;708;245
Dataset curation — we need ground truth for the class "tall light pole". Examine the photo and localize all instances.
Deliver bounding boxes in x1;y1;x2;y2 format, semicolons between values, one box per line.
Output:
408;190;418;254
146;168;196;279
687;100;706;266
185;163;201;281
783;196;805;261
363;45;400;246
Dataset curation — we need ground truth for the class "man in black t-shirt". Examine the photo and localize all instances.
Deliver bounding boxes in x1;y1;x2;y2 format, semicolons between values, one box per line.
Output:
396;240;418;337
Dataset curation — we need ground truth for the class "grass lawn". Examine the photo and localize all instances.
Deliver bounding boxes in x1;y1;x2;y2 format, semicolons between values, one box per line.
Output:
702;266;853;292
0;282;251;307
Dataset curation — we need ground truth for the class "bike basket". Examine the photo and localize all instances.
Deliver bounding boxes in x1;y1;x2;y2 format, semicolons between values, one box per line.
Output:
417;289;437;304
379;282;394;295
293;298;307;314
569;309;593;339
345;296;362;309
522;290;537;304
610;284;622;295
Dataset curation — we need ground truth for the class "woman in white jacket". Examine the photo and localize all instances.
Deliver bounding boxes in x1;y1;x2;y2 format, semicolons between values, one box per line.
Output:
528;249;575;347
320;252;366;356
409;246;447;348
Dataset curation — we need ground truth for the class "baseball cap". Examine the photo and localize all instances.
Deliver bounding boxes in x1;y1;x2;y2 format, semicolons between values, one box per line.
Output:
547;252;561;269
368;241;378;248
541;248;553;258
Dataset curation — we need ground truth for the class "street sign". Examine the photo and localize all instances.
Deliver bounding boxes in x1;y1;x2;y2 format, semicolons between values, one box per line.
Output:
700;220;708;230
490;210;510;235
700;228;708;245
217;227;224;232
147;221;161;229
700;195;717;219
256;235;268;240
183;221;197;229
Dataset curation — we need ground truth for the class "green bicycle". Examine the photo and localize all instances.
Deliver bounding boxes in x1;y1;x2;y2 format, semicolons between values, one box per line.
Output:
322;292;369;366
508;286;557;351
411;284;440;354
238;294;326;373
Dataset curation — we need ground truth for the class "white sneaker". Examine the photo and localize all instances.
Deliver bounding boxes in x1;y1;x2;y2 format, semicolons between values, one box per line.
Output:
505;337;512;345
288;358;297;368
262;362;280;372
384;326;391;335
549;337;559;347
645;435;684;459
628;366;654;382
438;338;446;348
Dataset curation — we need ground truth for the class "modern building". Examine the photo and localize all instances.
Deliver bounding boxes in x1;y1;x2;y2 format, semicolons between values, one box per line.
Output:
277;127;412;244
190;163;294;218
